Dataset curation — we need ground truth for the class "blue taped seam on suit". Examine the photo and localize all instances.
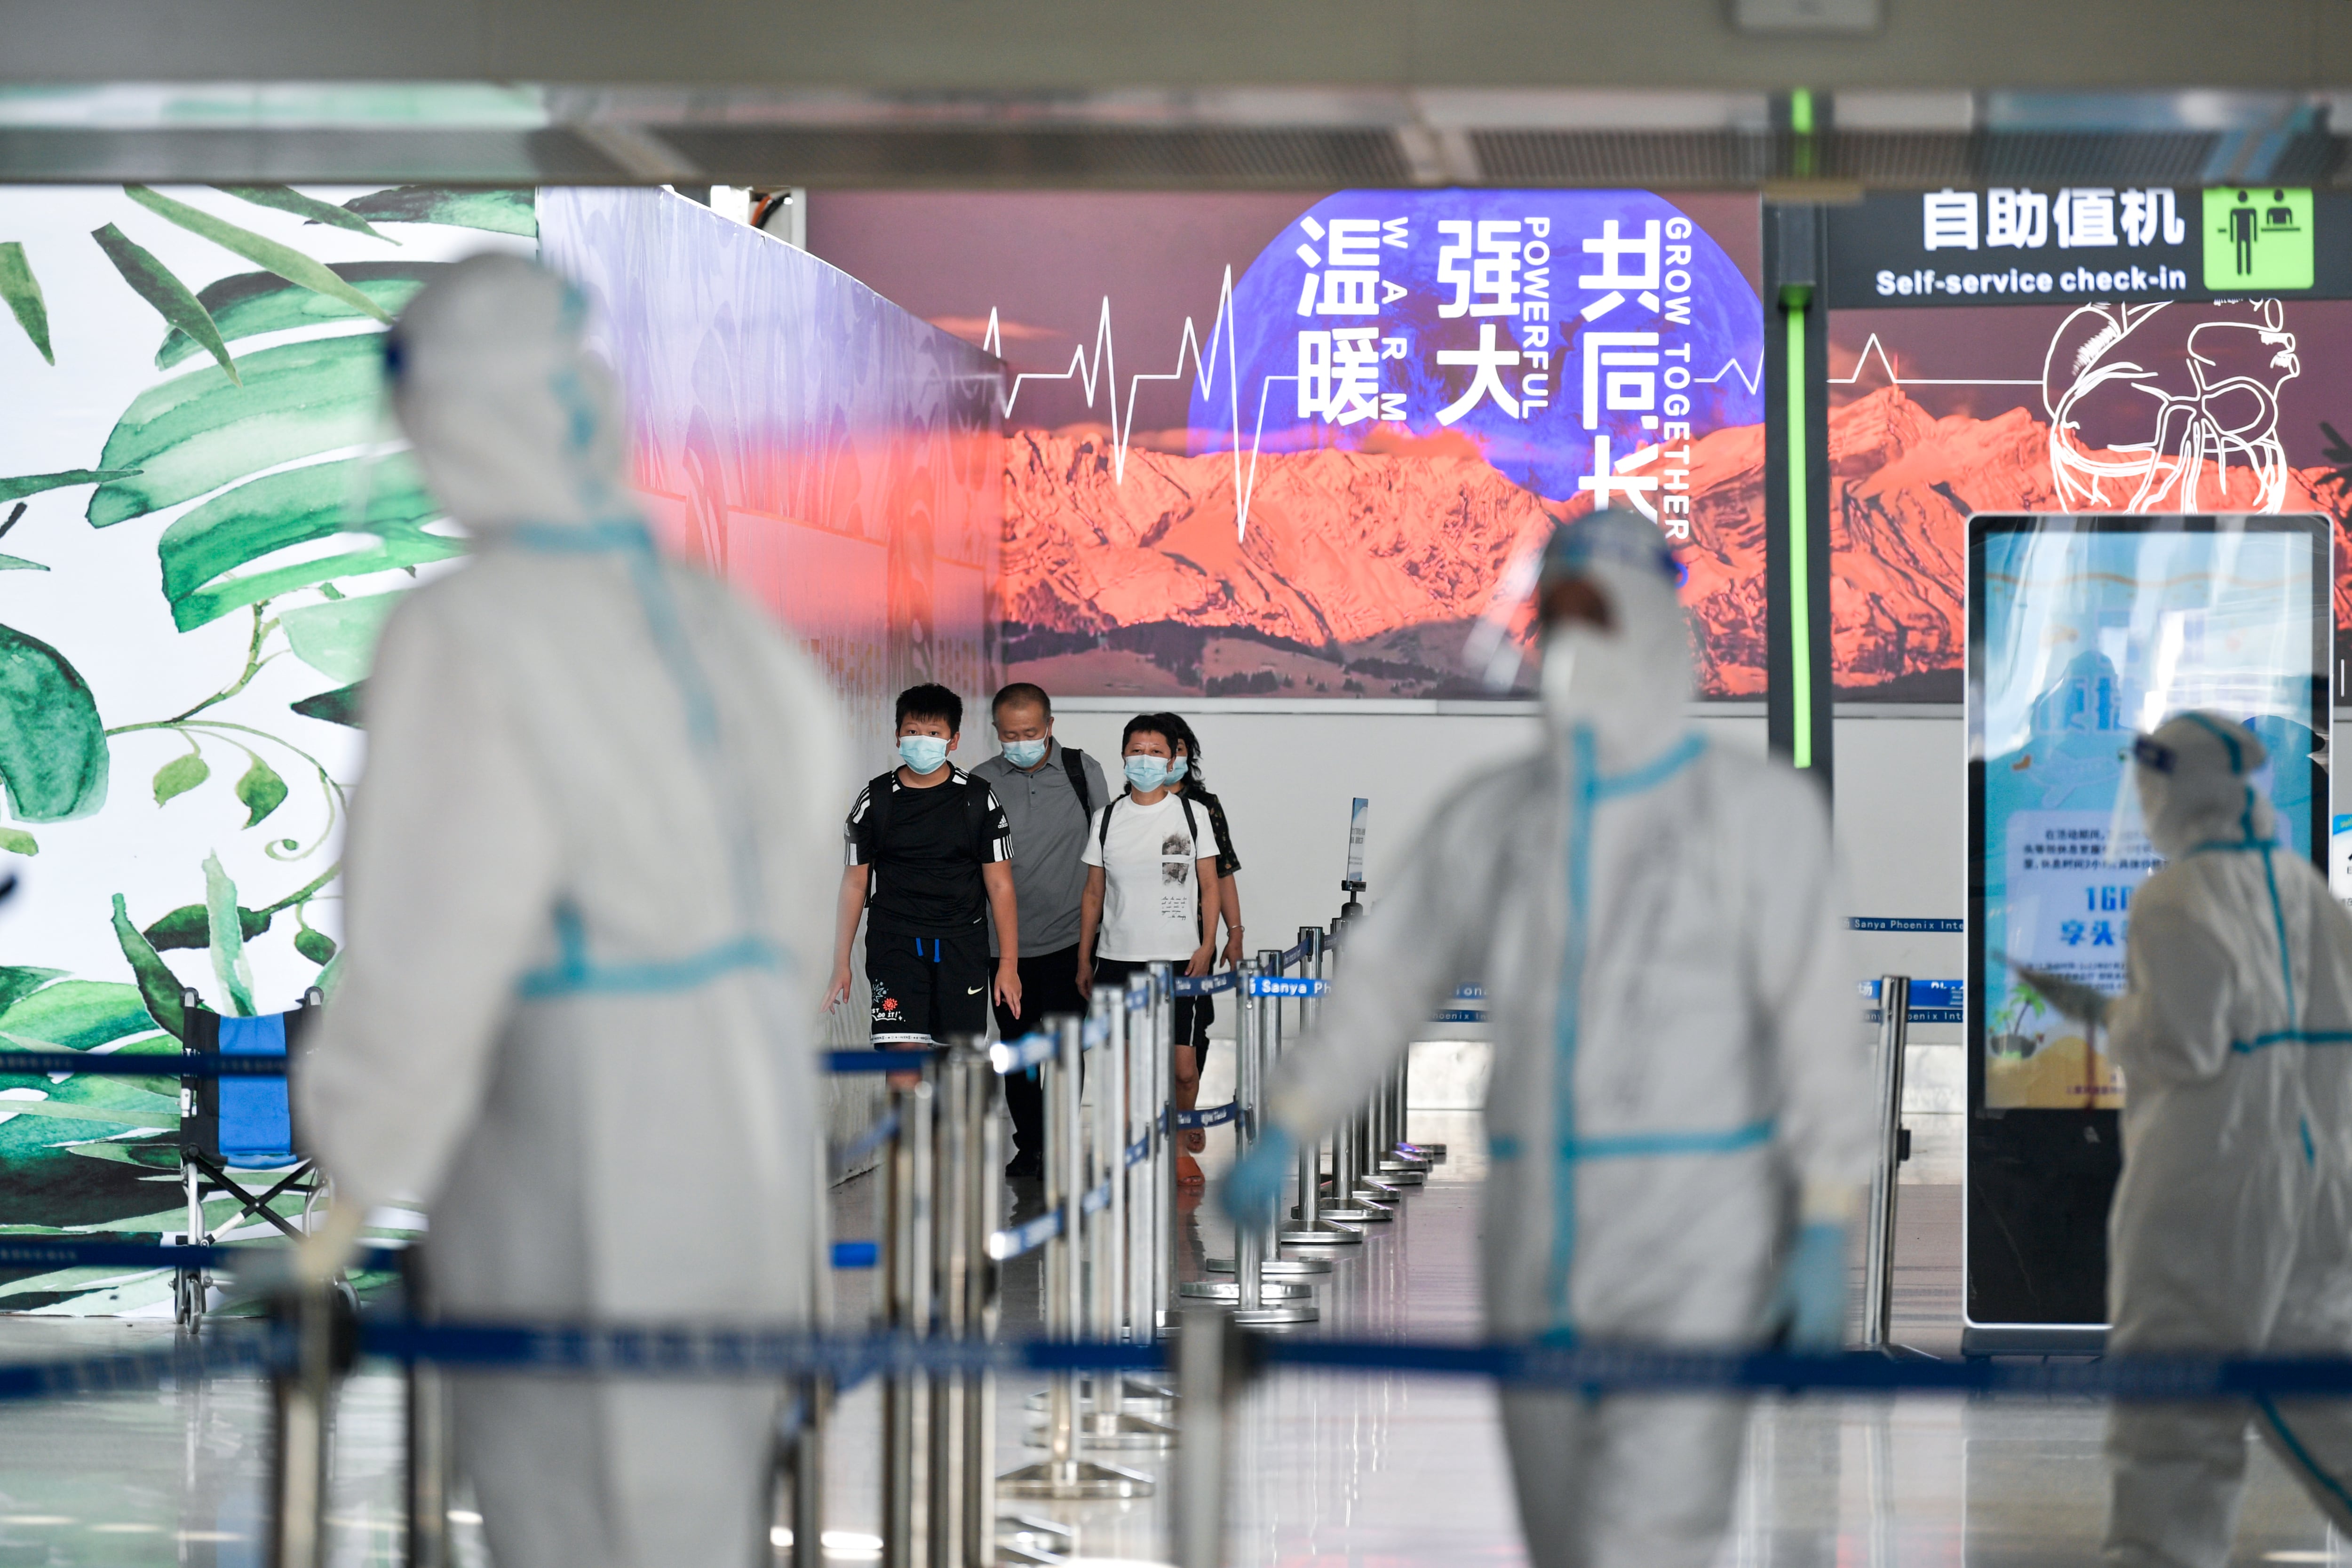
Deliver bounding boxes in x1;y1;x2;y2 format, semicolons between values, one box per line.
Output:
2232;1030;2352;1053
519;933;783;999
2182;711;2247;773
2262;843;2296;1030
1495;1119;1772;1163
2258;1394;2352;1519
1548;727;1708;1332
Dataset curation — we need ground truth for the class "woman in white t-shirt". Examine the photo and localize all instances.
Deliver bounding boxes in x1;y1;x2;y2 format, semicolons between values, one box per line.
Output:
1078;715;1222;1186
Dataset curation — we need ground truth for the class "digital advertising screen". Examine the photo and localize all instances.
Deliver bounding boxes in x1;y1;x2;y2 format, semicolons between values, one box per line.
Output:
1965;511;2331;1336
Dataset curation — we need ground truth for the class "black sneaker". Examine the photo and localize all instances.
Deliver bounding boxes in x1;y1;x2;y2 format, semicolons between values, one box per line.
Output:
1004;1150;1044;1182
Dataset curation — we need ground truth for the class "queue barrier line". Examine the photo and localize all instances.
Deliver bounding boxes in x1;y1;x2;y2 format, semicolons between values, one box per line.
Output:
23;1320;2352;1404
825;1049;937;1075
1171;971;1240;997
1173;1101;1240;1129
0;1235;882;1275
986;1210;1062;1261
0;1051;290;1077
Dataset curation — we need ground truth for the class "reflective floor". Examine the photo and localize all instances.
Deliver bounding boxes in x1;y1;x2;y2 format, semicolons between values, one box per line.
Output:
0;1108;2346;1566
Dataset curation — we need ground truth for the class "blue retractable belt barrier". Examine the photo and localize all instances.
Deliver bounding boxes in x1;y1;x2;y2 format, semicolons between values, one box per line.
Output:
1248;976;1327;998
1171;971;1239;997
20;1321;2352;1406
1860;978;1965;1025
1850;917;1964;933
0;1051;288;1078
1079;1178;1114;1217
1126;1134;1151;1167
0;1238;408;1274
988;1032;1057;1074
830;1241;878;1270
1173;1101;1240;1129
826;1050;938;1075
830;1110;900;1172
987;1210;1062;1261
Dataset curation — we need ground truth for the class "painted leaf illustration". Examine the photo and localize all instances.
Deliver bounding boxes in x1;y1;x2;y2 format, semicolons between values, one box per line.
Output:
0;827;34;855
0;468;138;503
124;186;392;324
0;555;46;572
0;978;160;1052
0;623;108;823
213;186;396;245
0;968;64;1014
87;334;387;529
292;681;365;729
91;223;239;384
158;456;462;631
116;891;194;1036
203;853;256;1017
0;242;53;365
155;262;442;370
151;750;209;806
294;927;337;965
234;754;287;827
279;591;400;683
341;186;537;237
142;902;270;951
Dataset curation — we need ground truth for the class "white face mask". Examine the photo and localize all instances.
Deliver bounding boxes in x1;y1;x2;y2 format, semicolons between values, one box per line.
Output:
1536;563;1694;760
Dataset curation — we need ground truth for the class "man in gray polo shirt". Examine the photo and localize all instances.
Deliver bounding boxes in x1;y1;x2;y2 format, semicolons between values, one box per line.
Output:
971;681;1111;1180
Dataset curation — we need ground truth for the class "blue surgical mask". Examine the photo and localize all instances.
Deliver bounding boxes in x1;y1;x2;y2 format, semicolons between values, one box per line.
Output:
1167;756;1189;781
1001;738;1049;769
1124;756;1171;792
899;735;950;774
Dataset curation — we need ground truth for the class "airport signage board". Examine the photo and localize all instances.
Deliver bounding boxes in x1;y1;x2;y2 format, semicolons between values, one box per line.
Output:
1825;186;2345;309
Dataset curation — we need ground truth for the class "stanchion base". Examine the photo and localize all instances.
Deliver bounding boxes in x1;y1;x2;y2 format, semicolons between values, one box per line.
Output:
1061;1410;1180;1449
1373;1162;1427;1184
1406;1141;1447;1161
1278;1218;1365;1245
1000;1513;1074;1544
1231;1301;1318;1325
1355;1175;1408;1200
1177;1278;1311;1300
998;1458;1155;1499
1205;1252;1334;1275
1025;1377;1168;1413
1302;1201;1390;1223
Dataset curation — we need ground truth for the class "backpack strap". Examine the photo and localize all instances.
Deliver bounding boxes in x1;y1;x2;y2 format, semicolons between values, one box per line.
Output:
1061;745;1093;820
860;771;896;907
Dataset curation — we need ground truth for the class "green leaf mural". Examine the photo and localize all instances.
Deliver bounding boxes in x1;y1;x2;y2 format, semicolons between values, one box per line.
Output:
87;334;389;530
0;469;138;503
233;752;288;827
157;455;462;632
0;968;65;1014
213;186;397;246
151;749;209;805
279;591;400;683
291;681;366;729
109;894;185;1040
0;979;160;1052
124;186;393;325
341;186;537;237
142;902;269;951
0;242;53;365
0;828;35;856
91;222;239;384
156;263;441;370
0;556;47;573
202;853;256;1017
294;927;337;965
0;623;108;822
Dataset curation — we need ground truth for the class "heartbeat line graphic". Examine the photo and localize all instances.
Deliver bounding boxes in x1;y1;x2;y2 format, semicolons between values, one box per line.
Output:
979;278;1765;541
1835;333;2042;388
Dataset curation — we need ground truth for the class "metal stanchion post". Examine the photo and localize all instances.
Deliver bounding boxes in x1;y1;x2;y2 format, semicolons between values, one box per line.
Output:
1150;961;1178;1331
929;1046;980;1568
267;1285;333;1568
1208;950;1332;1280
786;1374;826;1568
1299;928;1387;1224
959;1044;1004;1568
883;1062;934;1568
402;1252;450;1568
1186;960;1316;1323
1081;990;1178;1447
1333;922;1407;1209
1278;933;1363;1247
1172;1306;1242;1568
1001;1015;1151;1500
1863;975;1916;1355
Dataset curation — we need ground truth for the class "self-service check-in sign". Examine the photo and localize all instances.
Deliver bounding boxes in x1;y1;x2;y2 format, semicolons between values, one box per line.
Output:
2205;187;2314;291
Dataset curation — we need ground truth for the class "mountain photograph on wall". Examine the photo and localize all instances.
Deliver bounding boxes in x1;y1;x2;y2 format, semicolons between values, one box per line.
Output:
1827;300;2352;702
810;190;1770;700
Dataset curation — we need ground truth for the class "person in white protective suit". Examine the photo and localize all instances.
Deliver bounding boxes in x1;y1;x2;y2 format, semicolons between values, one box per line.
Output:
2013;712;2352;1568
289;255;847;1568
1221;507;1875;1568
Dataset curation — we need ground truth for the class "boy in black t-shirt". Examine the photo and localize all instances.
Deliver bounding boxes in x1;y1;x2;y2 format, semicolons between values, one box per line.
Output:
825;685;1021;1044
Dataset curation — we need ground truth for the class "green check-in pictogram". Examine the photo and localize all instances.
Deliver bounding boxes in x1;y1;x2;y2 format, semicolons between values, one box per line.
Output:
2204;187;2314;290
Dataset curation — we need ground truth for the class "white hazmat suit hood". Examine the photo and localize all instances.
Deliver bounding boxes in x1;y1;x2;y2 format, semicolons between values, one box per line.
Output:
2096;709;2352;1566
300;256;848;1568
1264;507;1870;1568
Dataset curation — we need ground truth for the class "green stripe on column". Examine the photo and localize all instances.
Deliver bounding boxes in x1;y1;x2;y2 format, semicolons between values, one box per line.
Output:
1786;298;1812;770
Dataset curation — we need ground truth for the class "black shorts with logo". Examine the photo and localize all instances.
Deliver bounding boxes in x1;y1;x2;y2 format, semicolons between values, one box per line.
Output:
867;921;992;1045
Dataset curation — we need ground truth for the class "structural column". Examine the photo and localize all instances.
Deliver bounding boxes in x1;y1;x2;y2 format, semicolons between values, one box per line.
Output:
1764;198;1835;796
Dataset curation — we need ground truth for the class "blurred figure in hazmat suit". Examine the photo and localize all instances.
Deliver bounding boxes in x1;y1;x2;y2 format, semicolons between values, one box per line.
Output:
1223;507;1873;1568
293;255;846;1568
2017;711;2352;1568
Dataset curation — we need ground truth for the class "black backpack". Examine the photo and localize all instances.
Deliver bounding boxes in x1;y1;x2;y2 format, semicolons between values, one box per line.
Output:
1097;784;1200;855
1062;745;1094;820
